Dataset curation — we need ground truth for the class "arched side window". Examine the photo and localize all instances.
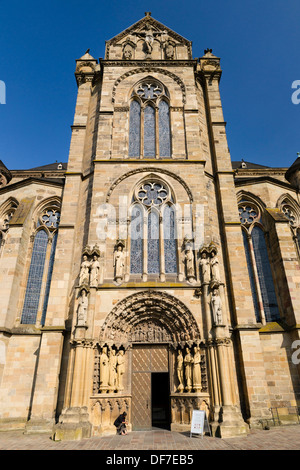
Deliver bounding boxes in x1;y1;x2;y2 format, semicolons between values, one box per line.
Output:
0;198;18;253
21;207;60;325
239;201;280;323
129;180;177;279
279;199;300;258
128;79;171;159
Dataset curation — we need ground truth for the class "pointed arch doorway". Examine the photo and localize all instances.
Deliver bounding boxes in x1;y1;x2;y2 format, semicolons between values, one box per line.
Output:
100;290;202;431
131;344;170;430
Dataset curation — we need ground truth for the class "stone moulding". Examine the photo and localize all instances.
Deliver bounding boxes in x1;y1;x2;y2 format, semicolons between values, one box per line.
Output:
99;290;201;348
111;67;187;104
105;166;194;203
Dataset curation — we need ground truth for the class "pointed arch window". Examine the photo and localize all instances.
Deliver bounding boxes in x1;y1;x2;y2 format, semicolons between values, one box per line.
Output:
0;198;18;253
129;180;177;279
21;207;60;325
239;201;280;323
279;199;300;259
128;80;171;158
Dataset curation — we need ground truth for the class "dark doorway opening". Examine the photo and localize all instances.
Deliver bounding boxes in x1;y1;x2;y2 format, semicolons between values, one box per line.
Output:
151;372;170;429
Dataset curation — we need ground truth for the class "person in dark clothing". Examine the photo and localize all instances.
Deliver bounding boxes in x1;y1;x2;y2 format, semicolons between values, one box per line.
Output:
114;411;128;435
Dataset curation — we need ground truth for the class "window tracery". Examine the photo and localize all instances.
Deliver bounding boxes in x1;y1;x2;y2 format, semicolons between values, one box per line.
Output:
128;79;171;158
239;200;280;323
129;179;177;278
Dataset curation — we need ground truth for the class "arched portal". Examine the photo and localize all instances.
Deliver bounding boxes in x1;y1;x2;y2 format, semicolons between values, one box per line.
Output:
92;291;209;431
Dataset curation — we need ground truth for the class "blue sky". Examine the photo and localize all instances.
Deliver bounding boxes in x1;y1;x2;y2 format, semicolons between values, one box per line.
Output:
0;0;299;170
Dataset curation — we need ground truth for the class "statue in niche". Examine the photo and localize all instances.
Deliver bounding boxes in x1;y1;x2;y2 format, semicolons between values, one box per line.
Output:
114;244;125;282
79;254;90;286
116;350;125;392
77;288;88;326
90;254;100;287
176;349;184;393
165;41;174;59
185;245;195;281
99;346;110;393
200;251;211;284
210;250;221;283
123;43;133;60
108;349;117;392
184;347;193;393
211;288;223;325
192;346;202;392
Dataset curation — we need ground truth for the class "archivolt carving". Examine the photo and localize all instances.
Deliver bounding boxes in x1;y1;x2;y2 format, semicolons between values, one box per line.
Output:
99;291;200;347
111;67;186;104
106;167;193;203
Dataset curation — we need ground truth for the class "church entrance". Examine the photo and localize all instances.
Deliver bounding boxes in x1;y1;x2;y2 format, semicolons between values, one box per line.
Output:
131;344;170;430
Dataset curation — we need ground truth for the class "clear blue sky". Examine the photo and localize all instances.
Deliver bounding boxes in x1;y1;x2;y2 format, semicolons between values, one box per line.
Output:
0;0;299;170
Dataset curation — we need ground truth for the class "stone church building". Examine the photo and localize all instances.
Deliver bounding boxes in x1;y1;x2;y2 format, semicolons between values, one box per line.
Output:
0;13;299;439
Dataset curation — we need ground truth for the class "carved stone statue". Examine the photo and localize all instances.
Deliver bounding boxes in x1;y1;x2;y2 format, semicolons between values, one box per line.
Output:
210;251;221;283
184;347;193;393
200;252;211;284
123;43;133;59
185;246;195;281
99;346;109;393
211;288;223;325
116;350;125;392
114;245;125;281
79;255;90;286
90;255;100;287
176;349;184;393
108;349;117;392
144;24;154;55
77;288;88;326
192;346;202;392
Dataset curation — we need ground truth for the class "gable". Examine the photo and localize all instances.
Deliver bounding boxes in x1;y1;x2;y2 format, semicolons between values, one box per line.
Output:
105;13;192;61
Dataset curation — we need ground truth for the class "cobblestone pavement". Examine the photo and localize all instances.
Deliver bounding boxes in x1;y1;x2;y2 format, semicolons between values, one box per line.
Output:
0;425;300;451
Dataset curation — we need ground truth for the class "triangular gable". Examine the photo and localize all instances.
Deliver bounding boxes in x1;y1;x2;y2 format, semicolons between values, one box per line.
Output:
105;13;192;60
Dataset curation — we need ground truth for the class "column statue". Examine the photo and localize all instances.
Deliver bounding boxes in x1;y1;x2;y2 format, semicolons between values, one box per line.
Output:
185;245;195;281
116;350;125;392
184;347;193;393
79;255;90;286
99;346;109;393
77;288;88;327
90;255;100;287
200;251;211;284
176;349;184;393
108;349;117;392
192;346;202;392
210;251;221;283
114;244;125;281
211;288;223;325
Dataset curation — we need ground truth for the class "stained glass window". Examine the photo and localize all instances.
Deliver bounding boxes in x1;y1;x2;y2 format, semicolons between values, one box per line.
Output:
21;230;48;324
144;106;156;157
41;232;58;326
129;100;141;157
252;226;280;322
164;205;177;273
159;101;171;158
148;210;160;273
130;180;177;278
130;205;144;274
128;80;171;158
242;230;260;322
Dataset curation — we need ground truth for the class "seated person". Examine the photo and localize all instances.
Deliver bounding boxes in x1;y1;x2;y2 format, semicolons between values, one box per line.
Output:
114;411;128;435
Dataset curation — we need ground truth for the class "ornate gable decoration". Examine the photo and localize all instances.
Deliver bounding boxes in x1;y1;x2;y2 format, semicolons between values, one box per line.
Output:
105;12;192;61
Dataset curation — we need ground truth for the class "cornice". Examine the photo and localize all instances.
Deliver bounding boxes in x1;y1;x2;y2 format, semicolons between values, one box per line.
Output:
100;59;197;68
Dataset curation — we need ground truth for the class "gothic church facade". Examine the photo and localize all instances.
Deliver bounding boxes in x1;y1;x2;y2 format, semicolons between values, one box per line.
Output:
0;13;299;439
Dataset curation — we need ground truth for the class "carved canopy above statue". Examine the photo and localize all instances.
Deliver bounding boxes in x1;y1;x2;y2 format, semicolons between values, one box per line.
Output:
99;291;200;348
